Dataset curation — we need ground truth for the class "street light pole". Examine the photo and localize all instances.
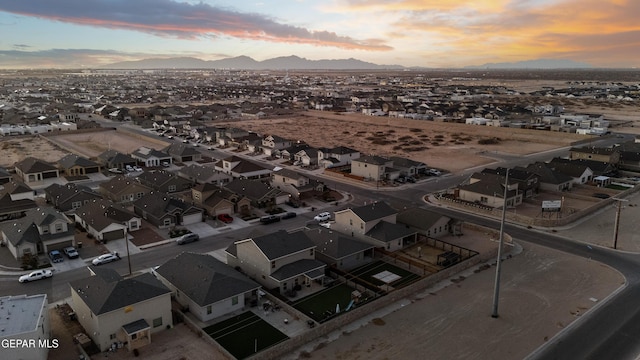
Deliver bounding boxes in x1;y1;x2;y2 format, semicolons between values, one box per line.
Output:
491;169;509;318
125;226;132;276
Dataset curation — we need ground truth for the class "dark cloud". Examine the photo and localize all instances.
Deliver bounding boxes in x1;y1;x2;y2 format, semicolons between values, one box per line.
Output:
0;0;391;51
12;44;31;49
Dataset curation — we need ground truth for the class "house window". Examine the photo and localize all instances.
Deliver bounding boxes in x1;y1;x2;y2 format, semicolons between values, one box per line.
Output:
131;333;137;340
153;317;163;328
271;261;276;269
176;290;180;298
480;196;488;203
310;248;314;256
350;219;353;225
55;223;63;232
72;201;82;209
168;185;176;192
283;282;287;290
360;222;364;229
130;221;138;230
232;296;238;306
206;305;212;315
110;333;117;340
163;218;172;227
121;195;128;201
136;192;144;199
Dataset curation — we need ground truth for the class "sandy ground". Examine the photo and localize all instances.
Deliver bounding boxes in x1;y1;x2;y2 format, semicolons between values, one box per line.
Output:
0;129;169;168
298;241;623;360
222;111;586;172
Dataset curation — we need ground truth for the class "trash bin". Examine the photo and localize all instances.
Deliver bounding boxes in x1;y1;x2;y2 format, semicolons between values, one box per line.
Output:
77;242;82;249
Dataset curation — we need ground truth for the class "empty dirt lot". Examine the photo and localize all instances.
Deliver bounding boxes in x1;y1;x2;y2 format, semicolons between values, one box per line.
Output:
222;111;587;172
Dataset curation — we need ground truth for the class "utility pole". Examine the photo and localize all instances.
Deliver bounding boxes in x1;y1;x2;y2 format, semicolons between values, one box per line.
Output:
491;169;509;318
612;198;628;249
125;227;132;276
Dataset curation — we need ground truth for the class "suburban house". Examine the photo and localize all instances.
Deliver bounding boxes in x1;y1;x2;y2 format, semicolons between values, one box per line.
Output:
98;175;153;205
163;143;202;163
0;207;75;260
261;135;293;156
569;146;620;164
0;294;51;360
0;191;38;222
277;143;311;161
226;230;326;294
545;160;594;185
74;199;141;243
318;146;361;168
57;154;101;177
177;164;232;185
1;180;34;201
389;156;428;177
133;192;203;229
224;178;289;209
482;167;540;198
215;155;273;179
70;268;172;352
549;157;617;177
271;168;325;200
524;162;574;191
397;208;455;238
153;252;261;322
14;157;60;186
45;183;102;212
136;170;192;194
97;150;137;171
305;228;375;271
350;155;396;182
130;147;172;167
616;142;640;171
456;172;523;208
293;148;319;167
333;202;416;251
190;183;249;216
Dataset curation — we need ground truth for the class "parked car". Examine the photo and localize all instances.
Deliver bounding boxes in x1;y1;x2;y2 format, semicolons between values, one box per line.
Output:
125;165;134;172
49;250;64;263
313;212;331;222
217;213;234;223
19;269;53;283
428;169;442;176
405;176;416;183
133;166;143;172
281;212;297;219
161;161;170;167
176;233;199;245
63;246;79;259
92;253;119;265
108;168;123;174
260;215;281;224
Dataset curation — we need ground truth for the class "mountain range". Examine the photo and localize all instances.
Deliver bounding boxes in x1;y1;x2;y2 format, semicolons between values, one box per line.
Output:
102;55;593;70
103;55;404;70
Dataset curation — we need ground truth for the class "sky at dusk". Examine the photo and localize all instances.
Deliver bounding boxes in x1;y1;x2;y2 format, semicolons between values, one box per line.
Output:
0;0;638;69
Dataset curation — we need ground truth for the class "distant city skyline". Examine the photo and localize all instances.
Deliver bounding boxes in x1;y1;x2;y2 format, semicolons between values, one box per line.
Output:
0;0;638;69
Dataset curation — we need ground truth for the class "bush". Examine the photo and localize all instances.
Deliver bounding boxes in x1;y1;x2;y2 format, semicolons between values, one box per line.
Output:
478;137;501;145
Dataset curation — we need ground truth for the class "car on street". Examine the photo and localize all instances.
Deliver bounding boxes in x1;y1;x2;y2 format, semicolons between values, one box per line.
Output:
593;192;611;199
260;215;281;224
92;253;119;265
63;246;79;259
217;213;234;223
49;250;64;263
313;212;331;222
281;212;297;219
19;269;53;283
176;233;199;245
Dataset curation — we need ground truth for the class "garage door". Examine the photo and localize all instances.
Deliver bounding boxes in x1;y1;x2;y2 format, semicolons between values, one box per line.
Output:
86;167;99;174
214;206;233;216
182;212;203;225
182;156;193;162
46;240;74;252
102;229;124;241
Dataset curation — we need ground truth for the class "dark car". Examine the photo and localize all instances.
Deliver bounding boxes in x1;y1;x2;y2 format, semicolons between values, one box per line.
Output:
176;233;200;245
260;215;281;224
281;212;297;220
217;213;234;223
49;250;64;263
593;193;610;199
